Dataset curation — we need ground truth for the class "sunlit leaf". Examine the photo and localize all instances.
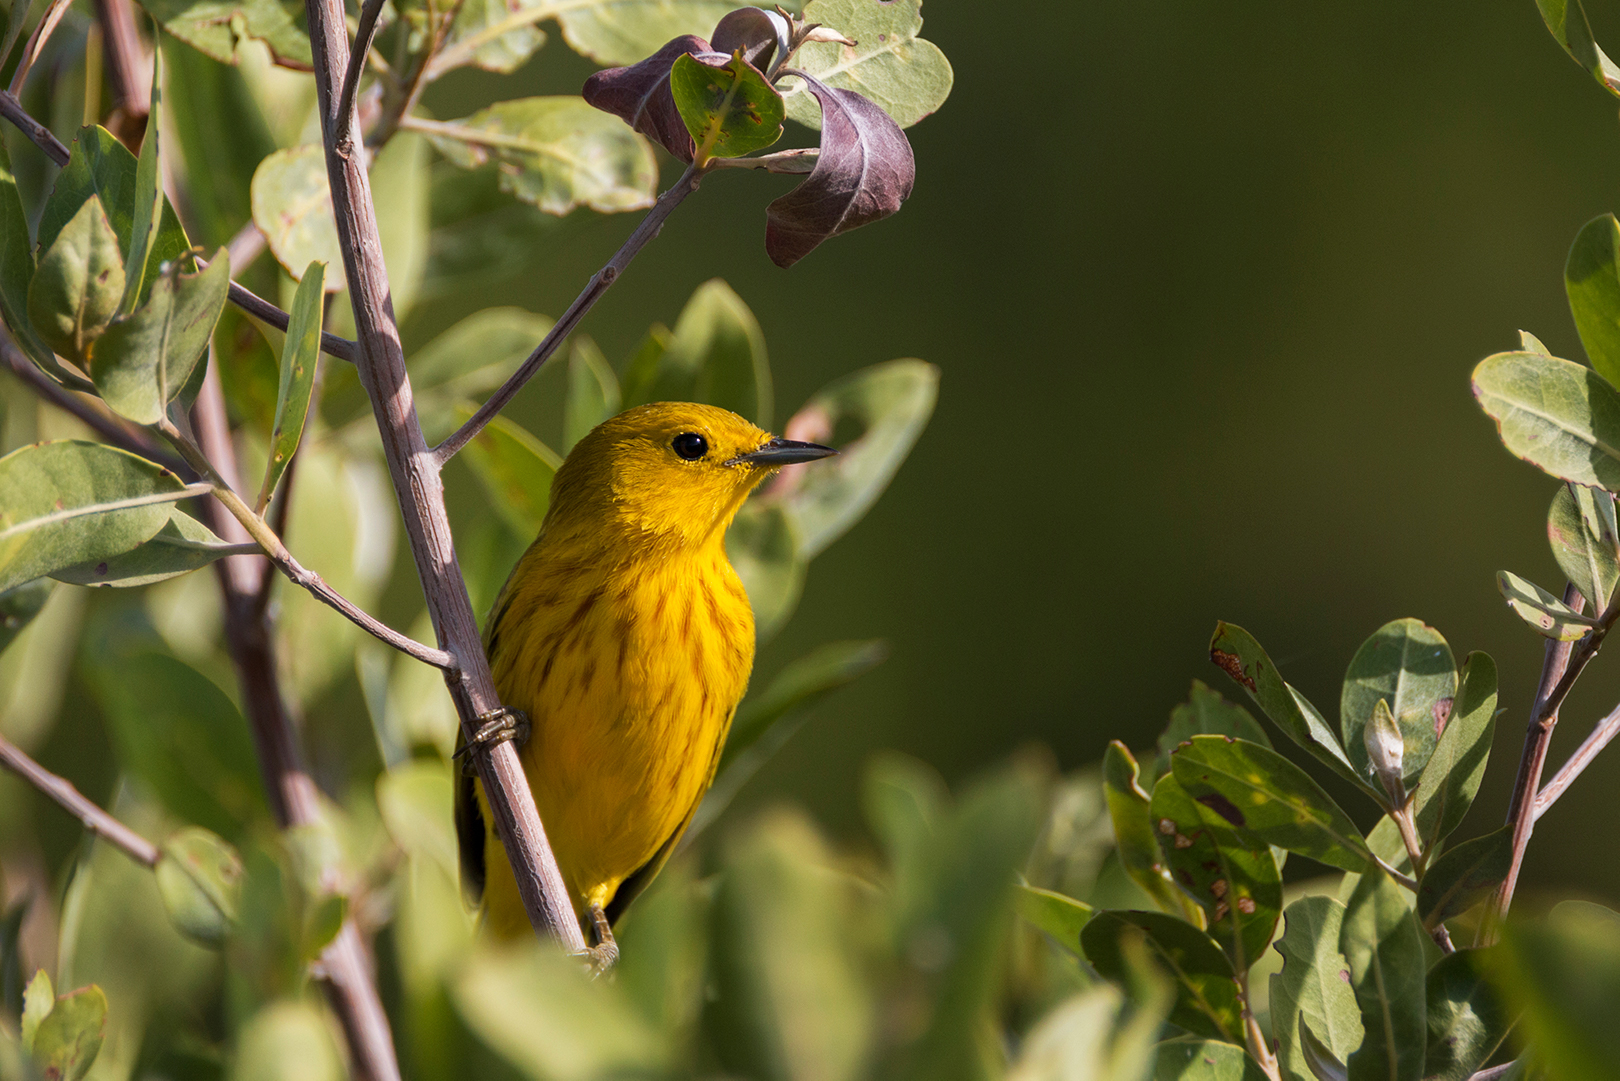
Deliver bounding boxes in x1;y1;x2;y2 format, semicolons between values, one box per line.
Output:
1102;741;1204;923
1472;350;1620;492
1340;868;1426;1081
1413;651;1496;849
233;1001;343;1081
1152;1037;1270;1080
251;145;344;291
556;0;741;65
52;507;243;587
1497;569;1596;640
1017;884;1093;956
1080;910;1243;1042
137;0;312;69
20;969;51;1051
1548;483;1620;611
1425;950;1510;1081
90;252;231;423
29;984;106;1081
257;261;324;510
155;826;243;947
1270;896;1361;1081
442;0;547;73
27;195;124;363
781;0;953;129
454;408;559;537
582;34;717;162
1533;0;1620;97
0;441;192;594
669;52;783;161
1417;828;1512;930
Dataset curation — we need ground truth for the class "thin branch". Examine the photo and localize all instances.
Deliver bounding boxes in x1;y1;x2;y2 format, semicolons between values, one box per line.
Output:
91;0;149;119
156;415;458;671
432;163;702;465
7;0;74;97
0;732;160;867
1534;699;1620;821
302;0;586;950
336;0;386;155
0;88;70;164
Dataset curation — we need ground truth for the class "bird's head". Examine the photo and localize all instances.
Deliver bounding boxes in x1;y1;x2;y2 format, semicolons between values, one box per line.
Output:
544;402;835;550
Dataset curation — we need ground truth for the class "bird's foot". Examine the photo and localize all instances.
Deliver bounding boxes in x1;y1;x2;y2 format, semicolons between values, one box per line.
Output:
453;707;530;773
583;903;618;976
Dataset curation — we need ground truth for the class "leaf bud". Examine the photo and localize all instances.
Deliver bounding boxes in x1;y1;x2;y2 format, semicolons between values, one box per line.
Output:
1364;698;1406;804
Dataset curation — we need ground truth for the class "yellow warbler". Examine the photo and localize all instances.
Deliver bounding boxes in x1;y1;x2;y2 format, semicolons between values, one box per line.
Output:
455;401;835;955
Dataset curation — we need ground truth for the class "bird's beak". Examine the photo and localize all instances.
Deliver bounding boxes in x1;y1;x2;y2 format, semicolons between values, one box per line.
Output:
725;437;838;467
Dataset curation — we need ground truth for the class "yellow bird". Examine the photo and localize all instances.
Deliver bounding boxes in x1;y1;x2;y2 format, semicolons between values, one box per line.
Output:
455;401;835;956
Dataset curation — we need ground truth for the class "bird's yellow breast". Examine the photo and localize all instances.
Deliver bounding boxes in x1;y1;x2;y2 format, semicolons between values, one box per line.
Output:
475;532;754;938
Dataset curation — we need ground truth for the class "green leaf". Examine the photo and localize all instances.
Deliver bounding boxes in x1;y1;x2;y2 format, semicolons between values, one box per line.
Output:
1472;350;1620;491
20;969;52;1051
89;650;269;840
27;195;125;362
376;760;459;877
1417;827;1512;930
1425;950;1511;1081
1567;215;1620;389
1270;896;1362;1081
1340;619;1456;787
1487;901;1620;1081
1170;736;1375;873
768;358;937;559
1340;868;1426;1081
1080;910;1243;1042
783;0;953;129
251;146;345;292
555;0;741;65
563;335;621;451
1548;483;1620;611
619;322;672;405
300;893;346;962
370;130;430;320
1533;0;1620;97
29;985;106;1081
163;37;278;247
1005;985;1126;1080
89;252;231;424
233;1001;344;1081
1017;884;1093;956
407;306;553;415
0;897;25;1022
0;136;65;384
861;751;947;926
1413;652;1497;849
1149;772;1281;974
718;638;886;777
1497;569;1597;640
51;507;242;587
670;52;784;161
257;261;324;511
726;500;804;640
1521;330;1553;354
624;278;772;427
0;440;193;594
122;49;164;316
155;826;243;947
1298;1022;1349;1081
707;810;872;1081
1103;741;1204;922
454;409;560;537
443;0;548;73
1158;680;1271;769
1152;1038;1270;1080
423;98;658;215
0;579;53;653
1209;622;1371;797
37;126;191;293
137;0;313;69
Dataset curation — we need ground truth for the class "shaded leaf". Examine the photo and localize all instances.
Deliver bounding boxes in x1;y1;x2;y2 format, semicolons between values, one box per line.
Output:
1152;1038;1269;1081
89;251;231;424
1004;985;1127;1081
1208;622;1372;797
0;136;64;383
1298;1021;1349;1081
454;409;559;537
1340;618;1456;786
582;34;717;161
257;261;324;510
424;97;658;215
624;278;772;426
121;49;164;315
766;70;914;267
233;1001;343;1081
1157;679;1271;770
137;0;312;69
563;335;620;451
30;985;106;1081
1103;741;1204;923
1472;350;1620;491
1417;827;1512;930
726;500;804;640
1270;896;1361;1081
1080;910;1243;1042
711;6;791;70
1548;482;1619;611
1497;569;1596;640
0;441;191;594
1413;651;1497;849
1170;736;1375;873
443;0;548;74
1340;868;1426;1081
555;0;741;66
0;579;52;653
1426;950;1511;1081
783;0;953;129
0;897;25;1022
251;145;345;292
27;195;125;362
52;507;242;587
1149;772;1280;974
1533;0;1620;97
766;357;936;558
1017;885;1093;956
155;826;243;947
670;51;784;161
163;37;278;247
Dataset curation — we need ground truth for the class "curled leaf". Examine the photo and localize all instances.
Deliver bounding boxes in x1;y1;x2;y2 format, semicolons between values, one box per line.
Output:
1497;569;1597;641
670;52;785;161
711;6;792;70
766;71;914;268
582;35;722;162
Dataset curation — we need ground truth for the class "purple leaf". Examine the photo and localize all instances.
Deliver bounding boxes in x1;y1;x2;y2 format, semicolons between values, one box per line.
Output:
582;36;730;162
765;72;915;268
711;7;791;72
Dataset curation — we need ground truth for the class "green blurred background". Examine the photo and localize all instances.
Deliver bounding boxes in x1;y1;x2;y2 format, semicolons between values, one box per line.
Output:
408;0;1620;902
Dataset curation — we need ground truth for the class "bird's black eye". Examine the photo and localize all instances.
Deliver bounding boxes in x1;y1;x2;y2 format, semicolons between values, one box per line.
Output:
672;432;708;461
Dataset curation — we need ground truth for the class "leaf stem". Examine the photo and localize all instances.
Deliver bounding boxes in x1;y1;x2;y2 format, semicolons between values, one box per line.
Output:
432;162;703;465
0;732;160;867
1371;853;1419;892
1388;804;1427;878
707;147;819;173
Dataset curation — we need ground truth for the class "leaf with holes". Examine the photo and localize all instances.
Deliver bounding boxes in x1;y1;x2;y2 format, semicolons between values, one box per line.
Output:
1417;828;1512;930
582;35;719;161
1498;569;1597;640
257;261;324;511
766;71;914;268
425;98;658;216
1081;910;1243;1042
1414;652;1497;848
27;196;125;363
782;0;953;129
1341;619;1457;787
1103;741;1204;923
1473;350;1620;492
52;508;242;587
1549;483;1620;611
1341;868;1426;1081
670;51;784;161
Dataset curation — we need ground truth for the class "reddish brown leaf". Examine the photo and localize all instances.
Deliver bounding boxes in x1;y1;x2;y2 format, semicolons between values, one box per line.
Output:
765;72;915;268
582;35;730;162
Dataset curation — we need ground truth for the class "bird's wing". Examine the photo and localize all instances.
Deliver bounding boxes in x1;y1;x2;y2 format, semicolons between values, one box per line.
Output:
453;732;487;906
